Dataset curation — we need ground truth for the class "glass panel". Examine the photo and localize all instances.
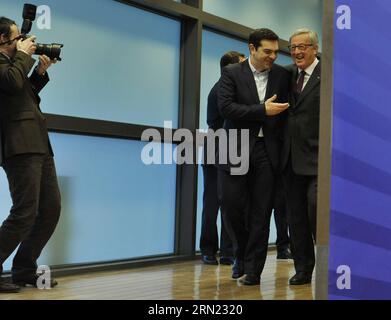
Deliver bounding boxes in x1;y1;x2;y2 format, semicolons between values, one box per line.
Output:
1;0;181;127
203;0;323;45
0;133;177;269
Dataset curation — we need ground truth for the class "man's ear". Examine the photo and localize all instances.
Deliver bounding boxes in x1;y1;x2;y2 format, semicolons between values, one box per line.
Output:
249;43;255;54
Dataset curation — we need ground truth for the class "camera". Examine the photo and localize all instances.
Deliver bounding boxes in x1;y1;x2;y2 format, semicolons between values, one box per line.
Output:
21;3;63;61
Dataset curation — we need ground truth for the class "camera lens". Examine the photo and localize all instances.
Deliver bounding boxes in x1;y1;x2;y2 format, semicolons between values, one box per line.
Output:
35;43;63;61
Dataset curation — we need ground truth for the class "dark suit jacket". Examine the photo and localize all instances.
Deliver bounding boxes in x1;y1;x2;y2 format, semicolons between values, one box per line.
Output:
207;81;224;131
0;51;53;165
281;62;321;176
217;60;290;173
203;80;224;166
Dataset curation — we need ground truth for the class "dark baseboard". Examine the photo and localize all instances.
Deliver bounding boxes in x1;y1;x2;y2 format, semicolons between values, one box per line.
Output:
2;254;196;279
2;245;279;279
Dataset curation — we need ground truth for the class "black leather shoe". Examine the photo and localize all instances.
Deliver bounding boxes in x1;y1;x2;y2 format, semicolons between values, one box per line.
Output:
241;273;260;286
201;255;218;265
289;272;312;285
219;256;235;265
13;275;58;288
277;248;293;260
232;260;244;279
0;280;20;293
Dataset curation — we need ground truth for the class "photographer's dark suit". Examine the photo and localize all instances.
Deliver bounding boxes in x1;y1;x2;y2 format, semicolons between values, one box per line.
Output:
281;62;320;276
0;51;61;282
218;60;290;277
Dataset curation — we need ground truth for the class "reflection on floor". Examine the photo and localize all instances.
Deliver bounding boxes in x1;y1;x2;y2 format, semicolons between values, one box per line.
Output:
0;251;314;300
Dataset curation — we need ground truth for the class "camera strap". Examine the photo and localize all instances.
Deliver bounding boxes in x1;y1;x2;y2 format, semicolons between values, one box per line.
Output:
0;52;12;62
0;35;23;46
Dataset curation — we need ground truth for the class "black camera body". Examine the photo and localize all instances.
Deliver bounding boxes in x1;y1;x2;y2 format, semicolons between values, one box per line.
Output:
21;3;63;61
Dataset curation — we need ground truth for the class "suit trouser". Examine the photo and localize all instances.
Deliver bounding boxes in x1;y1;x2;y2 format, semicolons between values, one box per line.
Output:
220;138;275;275
200;164;233;257
273;176;290;252
0;153;61;278
283;162;317;274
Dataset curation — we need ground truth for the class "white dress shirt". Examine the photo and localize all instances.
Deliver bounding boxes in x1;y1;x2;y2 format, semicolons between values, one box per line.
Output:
248;58;269;137
298;58;319;90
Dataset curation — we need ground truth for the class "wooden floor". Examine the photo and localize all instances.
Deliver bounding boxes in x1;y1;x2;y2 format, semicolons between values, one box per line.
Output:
0;251;314;300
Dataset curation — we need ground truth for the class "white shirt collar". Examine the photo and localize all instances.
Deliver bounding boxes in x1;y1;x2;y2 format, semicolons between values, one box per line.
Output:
248;58;269;75
299;58;319;76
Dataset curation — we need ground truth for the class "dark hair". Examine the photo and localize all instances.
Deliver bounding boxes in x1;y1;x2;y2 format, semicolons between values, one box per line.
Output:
220;51;245;69
0;17;16;39
249;28;279;50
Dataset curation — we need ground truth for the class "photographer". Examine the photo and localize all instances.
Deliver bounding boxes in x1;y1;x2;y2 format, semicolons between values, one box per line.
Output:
0;17;60;293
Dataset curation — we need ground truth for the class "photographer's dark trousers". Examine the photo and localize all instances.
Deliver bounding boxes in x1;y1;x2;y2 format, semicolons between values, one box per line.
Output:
200;164;233;257
0;153;61;278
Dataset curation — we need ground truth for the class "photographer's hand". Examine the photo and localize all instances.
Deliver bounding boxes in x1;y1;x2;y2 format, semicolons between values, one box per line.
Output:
37;55;57;76
16;36;37;56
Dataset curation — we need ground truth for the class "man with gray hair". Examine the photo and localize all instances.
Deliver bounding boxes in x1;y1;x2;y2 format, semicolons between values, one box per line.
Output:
281;28;320;285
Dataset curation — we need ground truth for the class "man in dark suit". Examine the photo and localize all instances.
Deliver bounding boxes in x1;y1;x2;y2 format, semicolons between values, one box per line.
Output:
281;28;320;285
200;51;245;266
0;17;60;293
218;28;290;285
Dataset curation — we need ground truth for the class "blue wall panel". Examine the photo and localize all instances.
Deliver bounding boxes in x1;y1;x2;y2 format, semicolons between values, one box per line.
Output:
199;31;249;130
0;0;323;268
329;0;391;299
0;133;176;270
1;0;180;128
203;0;323;46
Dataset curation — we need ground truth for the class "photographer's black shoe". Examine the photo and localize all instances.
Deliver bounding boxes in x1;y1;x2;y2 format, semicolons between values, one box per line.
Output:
13;274;58;288
0;279;20;293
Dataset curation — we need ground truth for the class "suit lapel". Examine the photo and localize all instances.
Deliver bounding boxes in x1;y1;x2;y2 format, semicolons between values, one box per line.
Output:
288;67;297;109
242;60;261;103
296;63;321;107
265;66;276;100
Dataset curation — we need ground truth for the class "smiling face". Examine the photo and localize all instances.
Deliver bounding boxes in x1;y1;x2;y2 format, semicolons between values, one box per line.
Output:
290;33;318;70
249;39;279;71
